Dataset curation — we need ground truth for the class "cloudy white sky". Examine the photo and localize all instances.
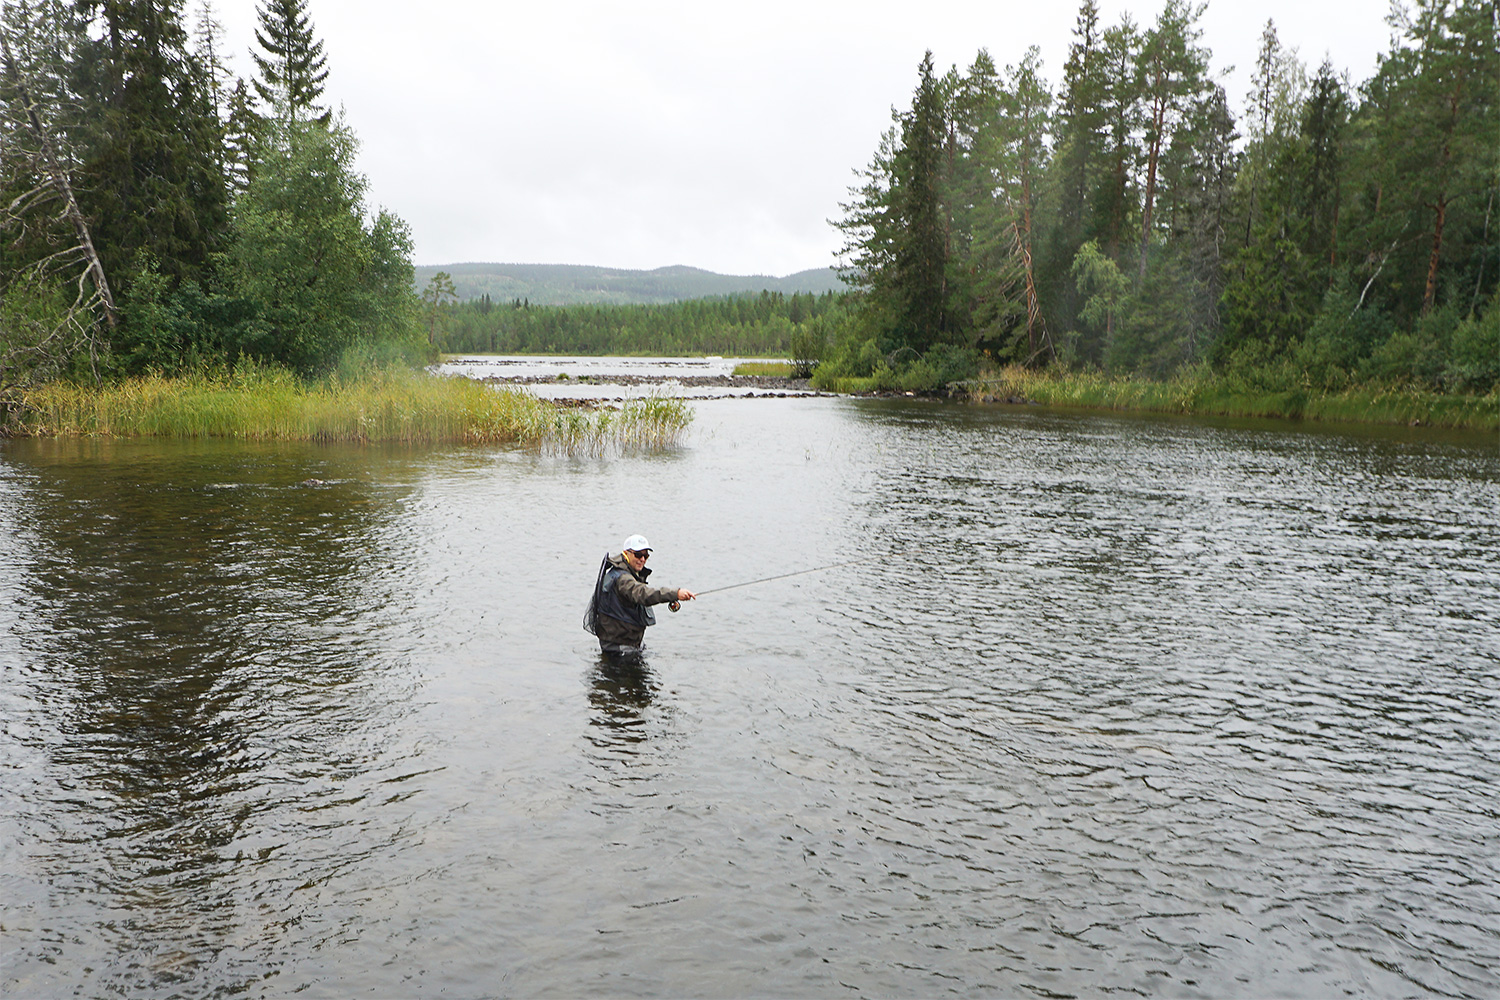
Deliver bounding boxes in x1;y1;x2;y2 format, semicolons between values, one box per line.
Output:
216;0;1395;275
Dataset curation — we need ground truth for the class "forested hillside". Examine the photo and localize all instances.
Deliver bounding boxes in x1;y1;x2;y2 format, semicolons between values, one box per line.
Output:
436;291;845;357
413;263;843;306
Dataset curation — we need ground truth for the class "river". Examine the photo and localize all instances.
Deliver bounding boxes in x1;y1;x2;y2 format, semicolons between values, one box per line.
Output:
2;391;1497;997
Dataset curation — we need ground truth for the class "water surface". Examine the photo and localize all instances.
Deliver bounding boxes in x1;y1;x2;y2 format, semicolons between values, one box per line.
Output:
2;399;1497;997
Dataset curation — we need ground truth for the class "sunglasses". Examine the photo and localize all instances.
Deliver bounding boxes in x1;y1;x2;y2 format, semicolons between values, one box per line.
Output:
629;550;650;560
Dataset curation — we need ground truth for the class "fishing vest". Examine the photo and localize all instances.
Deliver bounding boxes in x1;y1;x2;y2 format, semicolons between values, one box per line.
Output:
596;560;657;629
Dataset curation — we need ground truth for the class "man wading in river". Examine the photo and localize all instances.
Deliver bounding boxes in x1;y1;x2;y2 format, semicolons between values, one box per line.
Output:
584;534;695;655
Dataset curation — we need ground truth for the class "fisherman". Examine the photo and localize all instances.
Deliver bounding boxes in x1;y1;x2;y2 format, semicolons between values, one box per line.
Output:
584;534;696;655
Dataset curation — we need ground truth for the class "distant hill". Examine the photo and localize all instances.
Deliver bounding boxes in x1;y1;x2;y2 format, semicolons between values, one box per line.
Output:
412;262;846;305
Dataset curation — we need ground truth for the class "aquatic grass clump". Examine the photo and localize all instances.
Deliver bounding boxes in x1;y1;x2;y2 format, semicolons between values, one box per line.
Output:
961;365;1499;430
13;365;695;452
537;392;693;457
732;360;793;376
616;393;693;451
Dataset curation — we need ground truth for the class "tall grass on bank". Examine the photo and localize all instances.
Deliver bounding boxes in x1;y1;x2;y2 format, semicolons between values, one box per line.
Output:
731;360;793;376
11;365;693;453
960;365;1499;431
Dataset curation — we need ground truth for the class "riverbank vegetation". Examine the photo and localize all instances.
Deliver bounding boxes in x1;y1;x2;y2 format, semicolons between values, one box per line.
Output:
817;0;1496;419
2;1;1493;437
958;365;1497;430
10;363;692;452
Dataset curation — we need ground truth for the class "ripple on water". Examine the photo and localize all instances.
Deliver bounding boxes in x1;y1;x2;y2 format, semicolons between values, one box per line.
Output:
1;406;1497;997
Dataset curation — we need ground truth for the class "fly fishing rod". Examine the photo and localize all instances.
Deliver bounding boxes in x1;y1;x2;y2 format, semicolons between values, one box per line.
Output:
669;555;876;610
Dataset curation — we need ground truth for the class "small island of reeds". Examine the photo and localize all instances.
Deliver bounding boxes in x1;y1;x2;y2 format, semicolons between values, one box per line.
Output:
5;364;692;455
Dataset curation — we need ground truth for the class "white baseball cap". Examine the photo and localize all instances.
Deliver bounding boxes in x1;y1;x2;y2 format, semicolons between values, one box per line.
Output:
622;534;651;553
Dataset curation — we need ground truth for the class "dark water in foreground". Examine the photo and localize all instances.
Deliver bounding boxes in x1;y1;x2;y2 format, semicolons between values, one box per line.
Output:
2;398;1497;998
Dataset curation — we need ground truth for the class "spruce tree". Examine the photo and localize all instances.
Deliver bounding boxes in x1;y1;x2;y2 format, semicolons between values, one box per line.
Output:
971;48;1054;362
1040;0;1109;341
835;53;961;357
1094;18;1141;263
1298;60;1348;290
70;0;230;291
251;0;328;123
1054;0;1107;253
891;51;951;354
946;49;1003;339
1240;20;1305;247
1157;82;1236;360
191;0;230;122
223;77;260;195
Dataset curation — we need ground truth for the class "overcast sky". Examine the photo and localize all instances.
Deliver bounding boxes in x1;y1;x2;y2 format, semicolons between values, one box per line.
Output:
215;0;1395;275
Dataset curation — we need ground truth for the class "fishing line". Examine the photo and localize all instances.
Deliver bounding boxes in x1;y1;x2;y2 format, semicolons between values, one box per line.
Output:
693;555;878;597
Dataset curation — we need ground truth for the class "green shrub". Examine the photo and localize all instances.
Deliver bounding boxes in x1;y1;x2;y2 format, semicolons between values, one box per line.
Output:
787;316;829;378
334;337;436;382
896;359;937;392
811;336;883;387
924;344;981;386
1220;339;1299;394
1360;328;1442;386
1444;298;1499;393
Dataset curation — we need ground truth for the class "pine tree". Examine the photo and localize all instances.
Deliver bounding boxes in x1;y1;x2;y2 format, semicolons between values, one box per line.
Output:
1396;0;1497;314
251;0;328;124
0;8;118;392
1135;0;1211;281
1344;0;1498;323
971;48;1053;362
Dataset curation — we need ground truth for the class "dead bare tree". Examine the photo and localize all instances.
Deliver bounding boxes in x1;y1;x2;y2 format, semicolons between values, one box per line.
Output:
0;20;116;419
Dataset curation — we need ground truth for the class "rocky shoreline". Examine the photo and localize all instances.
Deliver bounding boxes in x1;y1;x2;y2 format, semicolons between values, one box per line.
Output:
477;372;835;405
474;372;1030;406
477;373;818;391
